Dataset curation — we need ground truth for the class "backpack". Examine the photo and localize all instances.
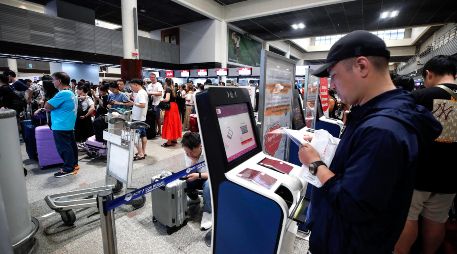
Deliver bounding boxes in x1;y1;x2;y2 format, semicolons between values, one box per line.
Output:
432;85;457;143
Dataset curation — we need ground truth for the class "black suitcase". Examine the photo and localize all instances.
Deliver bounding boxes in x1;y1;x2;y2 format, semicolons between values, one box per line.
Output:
21;120;38;161
146;109;157;139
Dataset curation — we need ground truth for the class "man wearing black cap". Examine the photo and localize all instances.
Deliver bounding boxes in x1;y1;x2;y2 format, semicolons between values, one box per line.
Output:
298;30;442;253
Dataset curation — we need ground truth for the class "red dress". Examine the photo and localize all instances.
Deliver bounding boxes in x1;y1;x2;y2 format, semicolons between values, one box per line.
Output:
162;89;182;140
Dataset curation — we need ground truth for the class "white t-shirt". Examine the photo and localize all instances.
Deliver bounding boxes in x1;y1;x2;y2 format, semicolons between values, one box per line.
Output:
146;82;163;106
184;149;207;173
185;92;194;106
132;89;148;121
79;96;94;112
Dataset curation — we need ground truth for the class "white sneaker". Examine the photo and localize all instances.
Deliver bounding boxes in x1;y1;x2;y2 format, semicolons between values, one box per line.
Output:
200;212;212;230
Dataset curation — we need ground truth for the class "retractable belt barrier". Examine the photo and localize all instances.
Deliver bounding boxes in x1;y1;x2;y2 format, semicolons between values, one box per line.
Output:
104;161;206;212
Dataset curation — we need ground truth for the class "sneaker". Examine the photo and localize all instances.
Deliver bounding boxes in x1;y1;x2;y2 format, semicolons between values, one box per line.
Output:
54;169;77;178
200;212;212;230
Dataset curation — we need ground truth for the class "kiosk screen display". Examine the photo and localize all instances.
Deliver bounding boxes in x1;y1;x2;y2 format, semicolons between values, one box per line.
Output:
216;103;257;162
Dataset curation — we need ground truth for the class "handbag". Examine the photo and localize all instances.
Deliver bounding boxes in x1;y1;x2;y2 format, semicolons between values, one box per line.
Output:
158;101;170;110
433;85;457;143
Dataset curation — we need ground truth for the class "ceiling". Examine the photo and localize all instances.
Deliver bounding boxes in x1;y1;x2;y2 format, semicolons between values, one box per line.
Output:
213;0;247;5
231;0;457;41
26;0;208;31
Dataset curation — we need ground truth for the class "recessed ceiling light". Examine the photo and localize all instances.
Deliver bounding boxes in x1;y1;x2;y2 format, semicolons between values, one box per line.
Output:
380;10;399;19
390;10;399;18
291;23;305;30
139;9;146;13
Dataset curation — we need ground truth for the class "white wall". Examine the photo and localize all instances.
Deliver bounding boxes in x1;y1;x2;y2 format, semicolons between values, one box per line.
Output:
149;30;161;41
180;19;218;64
61;63;99;84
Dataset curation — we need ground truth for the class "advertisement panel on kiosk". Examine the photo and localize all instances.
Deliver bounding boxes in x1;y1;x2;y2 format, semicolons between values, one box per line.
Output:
196;85;308;254
258;51;296;161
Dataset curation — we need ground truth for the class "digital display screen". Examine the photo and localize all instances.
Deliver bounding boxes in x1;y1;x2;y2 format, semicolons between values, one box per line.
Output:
197;69;208;76
216;68;228;76
216;103;257;162
238;67;252;76
181;70;190;77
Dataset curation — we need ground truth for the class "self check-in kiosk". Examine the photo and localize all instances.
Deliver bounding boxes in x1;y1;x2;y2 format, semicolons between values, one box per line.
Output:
195;86;308;254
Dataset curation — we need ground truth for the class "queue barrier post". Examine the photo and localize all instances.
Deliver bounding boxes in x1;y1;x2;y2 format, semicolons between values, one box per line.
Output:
98;190;118;254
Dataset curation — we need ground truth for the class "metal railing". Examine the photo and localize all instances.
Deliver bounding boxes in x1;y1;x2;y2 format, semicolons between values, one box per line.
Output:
396;24;457;76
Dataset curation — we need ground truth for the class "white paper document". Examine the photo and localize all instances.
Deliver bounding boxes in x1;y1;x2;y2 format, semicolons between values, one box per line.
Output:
300;129;340;188
269;127;312;146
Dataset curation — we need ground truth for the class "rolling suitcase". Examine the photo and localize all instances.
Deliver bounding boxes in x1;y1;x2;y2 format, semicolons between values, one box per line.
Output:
84;135;107;158
21;120;38;160
146;109;157;139
35;125;64;169
151;172;188;234
189;114;199;133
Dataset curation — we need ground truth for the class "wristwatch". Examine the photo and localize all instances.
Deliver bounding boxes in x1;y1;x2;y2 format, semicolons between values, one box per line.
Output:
309;161;327;176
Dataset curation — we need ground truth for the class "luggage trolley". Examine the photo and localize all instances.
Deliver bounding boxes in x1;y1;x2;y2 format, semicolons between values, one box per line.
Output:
45;109;149;226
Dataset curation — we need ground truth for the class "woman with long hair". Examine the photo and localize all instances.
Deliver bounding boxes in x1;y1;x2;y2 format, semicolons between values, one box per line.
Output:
161;78;182;147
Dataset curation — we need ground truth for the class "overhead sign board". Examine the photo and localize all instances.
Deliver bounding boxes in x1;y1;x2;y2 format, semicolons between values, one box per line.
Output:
181;70;190;77
238;67;252;76
197;69;208;76
216;68;228;76
165;70;174;78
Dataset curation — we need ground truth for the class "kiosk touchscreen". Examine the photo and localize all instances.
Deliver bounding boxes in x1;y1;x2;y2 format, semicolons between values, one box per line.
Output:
196;87;308;254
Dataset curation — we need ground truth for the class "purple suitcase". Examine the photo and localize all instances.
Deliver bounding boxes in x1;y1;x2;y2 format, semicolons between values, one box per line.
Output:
84;135;107;158
35;126;64;169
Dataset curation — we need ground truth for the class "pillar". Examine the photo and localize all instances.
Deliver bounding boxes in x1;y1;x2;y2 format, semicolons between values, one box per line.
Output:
285;44;291;59
120;0;142;81
218;21;228;83
7;59;18;73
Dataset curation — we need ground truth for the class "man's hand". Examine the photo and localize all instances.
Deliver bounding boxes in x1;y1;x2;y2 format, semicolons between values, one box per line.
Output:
298;143;321;165
80;115;86;119
186;173;199;182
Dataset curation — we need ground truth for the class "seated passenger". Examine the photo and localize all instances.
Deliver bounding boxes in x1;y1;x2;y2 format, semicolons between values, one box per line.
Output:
181;132;212;230
108;82;131;110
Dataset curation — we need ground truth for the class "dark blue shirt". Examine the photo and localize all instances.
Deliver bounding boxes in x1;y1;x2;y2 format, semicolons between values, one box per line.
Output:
309;89;442;254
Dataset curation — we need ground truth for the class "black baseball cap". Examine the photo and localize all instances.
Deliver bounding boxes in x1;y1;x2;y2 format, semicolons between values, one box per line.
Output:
312;30;391;77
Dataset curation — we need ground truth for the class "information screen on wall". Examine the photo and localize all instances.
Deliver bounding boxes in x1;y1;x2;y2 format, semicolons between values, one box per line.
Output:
216;68;228;76
166;70;174;77
238;67;252;76
181;70;190;77
197;69;208;77
259;51;295;160
228;28;262;67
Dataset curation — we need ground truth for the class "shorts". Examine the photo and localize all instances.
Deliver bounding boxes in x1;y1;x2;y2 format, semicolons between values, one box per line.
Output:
407;190;456;223
134;121;147;138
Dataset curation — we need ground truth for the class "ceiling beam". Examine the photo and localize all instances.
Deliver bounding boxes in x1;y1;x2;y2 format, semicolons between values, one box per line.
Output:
302;46;417;61
171;0;224;21
224;0;355;22
172;0;355;23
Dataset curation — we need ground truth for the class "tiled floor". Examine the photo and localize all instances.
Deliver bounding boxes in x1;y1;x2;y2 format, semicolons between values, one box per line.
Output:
21;135;309;254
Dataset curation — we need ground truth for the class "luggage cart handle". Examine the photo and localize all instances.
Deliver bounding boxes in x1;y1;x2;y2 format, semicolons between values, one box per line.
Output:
127;121;150;129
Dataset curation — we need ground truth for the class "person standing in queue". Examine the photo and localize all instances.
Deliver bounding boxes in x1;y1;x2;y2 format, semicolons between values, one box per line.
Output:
395;55;457;254
298;30;442;253
44;72;79;178
161;78;182;147
146;73;164;136
128;79;148;160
